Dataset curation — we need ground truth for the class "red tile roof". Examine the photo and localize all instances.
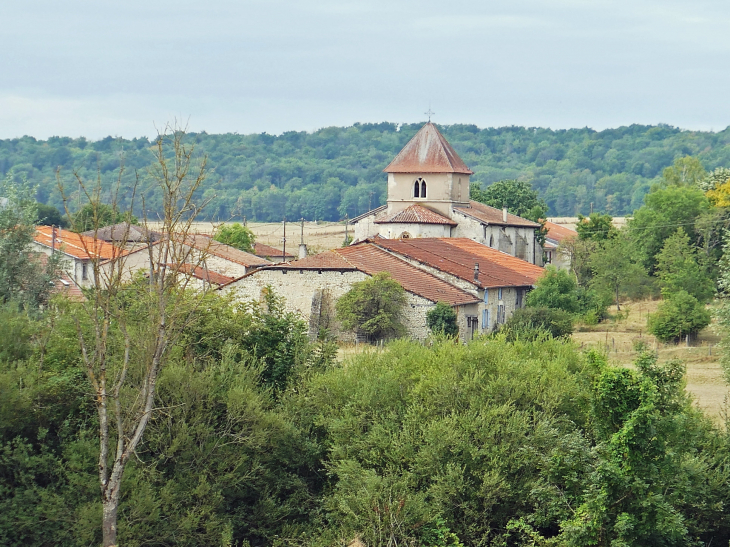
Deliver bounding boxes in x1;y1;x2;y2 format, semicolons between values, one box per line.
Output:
172;263;235;287
253;242;295;260
185;235;272;267
453;201;541;228
544;221;577;243
34;253;85;300
384;123;473;175
374;204;457;226
370;238;544;289
258;244;479;306
35;226;127;260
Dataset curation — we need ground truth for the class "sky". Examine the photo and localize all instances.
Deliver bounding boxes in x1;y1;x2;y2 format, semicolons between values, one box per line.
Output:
1;0;729;140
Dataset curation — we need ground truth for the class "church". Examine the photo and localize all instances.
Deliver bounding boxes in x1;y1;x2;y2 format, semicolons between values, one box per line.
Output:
351;122;543;265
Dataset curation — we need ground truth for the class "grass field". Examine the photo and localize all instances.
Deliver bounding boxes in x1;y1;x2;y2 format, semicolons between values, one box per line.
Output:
573;299;728;423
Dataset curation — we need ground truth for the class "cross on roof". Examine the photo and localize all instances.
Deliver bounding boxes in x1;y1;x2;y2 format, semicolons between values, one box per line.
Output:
425;106;435;122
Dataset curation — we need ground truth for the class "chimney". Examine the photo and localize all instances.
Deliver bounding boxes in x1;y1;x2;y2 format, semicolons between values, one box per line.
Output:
51;226;56;254
502;207;508;223
473;262;480;283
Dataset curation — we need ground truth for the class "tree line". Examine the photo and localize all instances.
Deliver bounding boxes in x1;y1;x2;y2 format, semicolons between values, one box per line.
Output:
5;122;730;222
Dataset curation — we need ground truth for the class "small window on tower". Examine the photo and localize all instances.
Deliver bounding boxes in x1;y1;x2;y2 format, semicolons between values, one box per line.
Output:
421;180;427;198
413;181;420;198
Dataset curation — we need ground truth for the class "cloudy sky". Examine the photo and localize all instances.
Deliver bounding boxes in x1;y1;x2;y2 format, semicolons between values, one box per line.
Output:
1;0;729;139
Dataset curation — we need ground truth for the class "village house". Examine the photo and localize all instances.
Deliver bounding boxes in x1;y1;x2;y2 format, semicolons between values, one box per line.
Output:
220;242;480;342
222;236;544;342
542;221;577;270
366;237;544;338
32;226;151;288
182;235;271;278
252;242;295;262
351;122;543;265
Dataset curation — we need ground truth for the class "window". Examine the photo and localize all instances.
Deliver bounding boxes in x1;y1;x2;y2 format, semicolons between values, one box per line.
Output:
82;262;88;280
498;287;503;300
482;308;489;329
414;177;426;198
399;232;411;239
516;289;523;308
498;304;506;324
483;289;488;303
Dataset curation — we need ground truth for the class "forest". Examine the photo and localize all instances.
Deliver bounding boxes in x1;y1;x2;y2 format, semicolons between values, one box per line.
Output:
5;122;730;221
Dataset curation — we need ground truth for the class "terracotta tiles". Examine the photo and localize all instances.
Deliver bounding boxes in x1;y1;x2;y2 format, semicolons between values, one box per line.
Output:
261;244;479;306
453;201;541;228
253;242;295;260
544;221;577;243
184;235;271;267
384;123;473;175
35;226;127;260
374;204;457;226
172;263;235;286
370;238;544;289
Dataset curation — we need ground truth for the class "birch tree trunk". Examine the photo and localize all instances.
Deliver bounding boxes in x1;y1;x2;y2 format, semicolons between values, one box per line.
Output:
61;122;213;547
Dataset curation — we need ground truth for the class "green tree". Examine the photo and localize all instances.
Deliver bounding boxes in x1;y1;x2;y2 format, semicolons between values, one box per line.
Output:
526;267;581;313
662;155;706;187
470;179;547;222
589;234;647;310
647;290;711;342
628;185;710;271
213;222;256;253
35;203;68;227
426;302;459;337
335;272;406;340
70;202;137;232
0;176;62;308
655;227;714;302
575;213;616;241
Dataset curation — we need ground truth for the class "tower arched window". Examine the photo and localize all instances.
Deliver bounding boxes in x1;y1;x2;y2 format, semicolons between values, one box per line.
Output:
413;181;420;198
421;179;427;198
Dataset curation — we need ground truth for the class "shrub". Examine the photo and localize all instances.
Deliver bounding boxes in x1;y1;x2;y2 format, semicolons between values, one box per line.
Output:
335;272;407;341
528;267;608;320
426;302;459;337
647;290;711;342
213;222;256;253
501;307;574;341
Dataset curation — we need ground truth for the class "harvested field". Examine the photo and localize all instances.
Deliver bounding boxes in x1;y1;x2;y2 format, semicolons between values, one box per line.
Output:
147;221;350;254
573;299;728;423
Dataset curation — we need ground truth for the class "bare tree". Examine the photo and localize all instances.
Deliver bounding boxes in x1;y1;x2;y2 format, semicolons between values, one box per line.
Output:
59;123;214;547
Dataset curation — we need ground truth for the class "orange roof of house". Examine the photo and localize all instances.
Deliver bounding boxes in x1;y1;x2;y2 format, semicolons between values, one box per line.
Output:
544;221;577;243
34;252;85;300
172;263;235;287
254;244;479;306
384;123;473;175
185;235;272;267
370;238;544;289
374;204;457;226
253;242;295;260
35;226;127;260
453;201;541;228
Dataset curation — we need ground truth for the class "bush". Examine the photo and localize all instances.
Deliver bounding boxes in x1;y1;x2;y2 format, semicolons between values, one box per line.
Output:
647;290;711;342
500;307;574;341
527;267;608;320
335;272;407;341
213;222;256;253
426;302;459;337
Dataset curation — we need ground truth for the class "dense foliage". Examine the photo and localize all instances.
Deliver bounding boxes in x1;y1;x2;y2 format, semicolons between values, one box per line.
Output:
6;123;730;221
213;222;256;252
648;290;712;342
335;272;407;341
500;306;575;340
425;302;460;337
525;267;607;321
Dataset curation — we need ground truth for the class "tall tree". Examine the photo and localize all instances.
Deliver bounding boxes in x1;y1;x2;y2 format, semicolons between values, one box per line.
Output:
0;176;62;308
60;124;212;547
470;179;547;222
589;233;646;310
655;228;714;302
661;155;706;187
575;213;616;241
336;272;406;341
213;222;256;253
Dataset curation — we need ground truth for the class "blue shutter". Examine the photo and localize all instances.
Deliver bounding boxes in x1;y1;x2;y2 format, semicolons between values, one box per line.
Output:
498;288;503;300
482;309;487;329
483;289;488;303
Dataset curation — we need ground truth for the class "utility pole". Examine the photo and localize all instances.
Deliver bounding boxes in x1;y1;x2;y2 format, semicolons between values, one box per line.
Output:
344;215;349;246
368;191;374;212
282;216;287;262
300;217;304;245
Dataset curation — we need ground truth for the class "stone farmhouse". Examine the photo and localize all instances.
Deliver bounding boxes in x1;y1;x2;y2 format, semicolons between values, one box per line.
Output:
542;221;577;270
351;122;543;265
252;242;295;262
32;226;150;288
222;237;543;342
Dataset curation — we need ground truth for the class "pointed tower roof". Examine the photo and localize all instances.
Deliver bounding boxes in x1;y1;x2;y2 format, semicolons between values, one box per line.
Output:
384;123;473;175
